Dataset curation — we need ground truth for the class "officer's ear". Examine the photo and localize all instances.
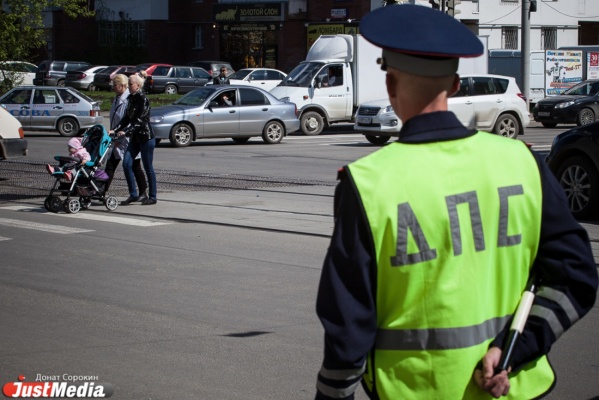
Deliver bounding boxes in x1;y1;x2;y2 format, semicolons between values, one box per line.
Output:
448;74;460;97
386;72;397;101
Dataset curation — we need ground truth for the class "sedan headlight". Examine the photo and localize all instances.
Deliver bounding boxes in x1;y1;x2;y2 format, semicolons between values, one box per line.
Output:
383;105;394;113
149;116;163;123
555;101;575;109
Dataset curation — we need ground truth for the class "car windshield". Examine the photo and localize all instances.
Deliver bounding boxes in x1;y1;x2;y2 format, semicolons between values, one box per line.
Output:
563;81;599;96
279;62;324;87
100;66;119;74
173;88;216;106
230;70;252;79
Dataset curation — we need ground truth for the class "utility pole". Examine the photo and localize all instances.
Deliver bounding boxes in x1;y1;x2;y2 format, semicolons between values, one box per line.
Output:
521;0;531;111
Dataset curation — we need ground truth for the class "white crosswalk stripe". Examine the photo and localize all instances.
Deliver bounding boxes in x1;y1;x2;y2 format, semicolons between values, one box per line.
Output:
0;236;13;241
0;206;171;227
0;218;93;234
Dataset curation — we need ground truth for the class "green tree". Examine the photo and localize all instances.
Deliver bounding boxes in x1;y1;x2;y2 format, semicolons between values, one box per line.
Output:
0;0;93;90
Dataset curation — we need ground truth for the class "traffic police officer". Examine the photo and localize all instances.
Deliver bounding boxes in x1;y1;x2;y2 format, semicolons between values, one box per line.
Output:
315;4;597;400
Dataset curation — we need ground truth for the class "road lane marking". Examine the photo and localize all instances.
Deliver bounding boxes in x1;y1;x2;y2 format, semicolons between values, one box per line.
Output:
0;218;93;234
0;206;171;227
0;236;13;241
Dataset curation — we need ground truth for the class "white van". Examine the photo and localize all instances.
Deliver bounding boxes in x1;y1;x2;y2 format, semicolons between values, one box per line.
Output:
0;106;28;159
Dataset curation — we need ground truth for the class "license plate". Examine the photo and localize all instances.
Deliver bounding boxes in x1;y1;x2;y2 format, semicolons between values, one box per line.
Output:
358;117;372;124
538;112;550;117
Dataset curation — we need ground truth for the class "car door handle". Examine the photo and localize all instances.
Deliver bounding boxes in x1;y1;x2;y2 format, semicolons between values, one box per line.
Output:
21;106;30;110
53;106;62;109
496;99;503;103
229;110;235;113
262;108;268;112
465;101;473;105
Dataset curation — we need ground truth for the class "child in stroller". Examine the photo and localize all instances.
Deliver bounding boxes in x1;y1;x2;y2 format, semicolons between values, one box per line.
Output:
44;125;120;214
45;137;91;181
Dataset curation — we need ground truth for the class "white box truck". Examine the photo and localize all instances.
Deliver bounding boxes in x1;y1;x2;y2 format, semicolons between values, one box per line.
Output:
270;34;386;135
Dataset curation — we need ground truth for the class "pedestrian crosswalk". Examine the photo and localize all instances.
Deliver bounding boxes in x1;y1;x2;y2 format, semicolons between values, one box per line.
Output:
0;205;171;238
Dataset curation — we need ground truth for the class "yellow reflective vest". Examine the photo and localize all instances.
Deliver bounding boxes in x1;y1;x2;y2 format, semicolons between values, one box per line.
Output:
347;131;555;399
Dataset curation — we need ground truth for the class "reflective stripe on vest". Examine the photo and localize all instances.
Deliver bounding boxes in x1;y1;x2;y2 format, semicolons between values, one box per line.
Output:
348;131;554;399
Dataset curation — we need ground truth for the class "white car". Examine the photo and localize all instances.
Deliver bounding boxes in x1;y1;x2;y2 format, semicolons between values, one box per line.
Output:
208;68;287;92
355;74;530;144
0;106;28;159
0;61;38;86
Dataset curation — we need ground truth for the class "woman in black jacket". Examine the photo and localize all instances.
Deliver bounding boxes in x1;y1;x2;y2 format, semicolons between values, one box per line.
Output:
112;73;157;205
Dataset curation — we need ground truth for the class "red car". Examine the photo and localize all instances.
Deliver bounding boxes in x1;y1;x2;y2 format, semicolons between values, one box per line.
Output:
126;63;172;77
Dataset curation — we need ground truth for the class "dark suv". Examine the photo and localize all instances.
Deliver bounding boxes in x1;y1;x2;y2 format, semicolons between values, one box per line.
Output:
186;61;234;77
33;60;91;87
145;66;211;94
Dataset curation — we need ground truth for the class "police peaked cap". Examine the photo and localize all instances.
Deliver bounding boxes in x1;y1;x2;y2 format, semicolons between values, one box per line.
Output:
360;4;484;77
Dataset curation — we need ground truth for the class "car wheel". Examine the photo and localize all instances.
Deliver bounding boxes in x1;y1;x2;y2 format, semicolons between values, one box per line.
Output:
262;121;284;144
577;108;595;126
542;123;558;128
169;123;193;147
365;135;391;145
57;80;65;87
88;83;96;92
232;137;250;144
57;117;80;137
556;155;599;220
300;111;324;136
493;114;519;138
165;84;178;95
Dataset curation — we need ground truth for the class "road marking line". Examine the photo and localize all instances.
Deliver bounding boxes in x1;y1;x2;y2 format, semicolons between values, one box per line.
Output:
0;236;13;241
0;218;93;234
0;206;171;227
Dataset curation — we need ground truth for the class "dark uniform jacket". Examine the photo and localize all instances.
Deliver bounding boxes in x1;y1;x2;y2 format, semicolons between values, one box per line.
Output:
315;111;598;400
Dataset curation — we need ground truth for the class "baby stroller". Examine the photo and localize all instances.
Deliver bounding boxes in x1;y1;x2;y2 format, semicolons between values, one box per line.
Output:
44;125;119;214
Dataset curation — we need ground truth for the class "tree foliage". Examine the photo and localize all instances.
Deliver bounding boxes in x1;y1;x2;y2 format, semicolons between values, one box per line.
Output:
0;0;93;62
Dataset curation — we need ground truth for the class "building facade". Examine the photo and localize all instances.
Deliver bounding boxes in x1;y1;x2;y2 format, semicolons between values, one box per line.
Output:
40;0;598;73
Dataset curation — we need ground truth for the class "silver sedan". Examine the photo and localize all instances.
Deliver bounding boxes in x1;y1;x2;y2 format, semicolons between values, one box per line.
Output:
149;85;300;147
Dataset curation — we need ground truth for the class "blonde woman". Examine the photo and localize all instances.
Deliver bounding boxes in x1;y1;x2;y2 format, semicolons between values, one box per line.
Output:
104;74;147;200
111;73;157;205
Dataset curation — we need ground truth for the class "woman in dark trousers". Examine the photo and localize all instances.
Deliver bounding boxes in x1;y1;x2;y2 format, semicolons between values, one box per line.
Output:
112;73;157;205
104;73;148;201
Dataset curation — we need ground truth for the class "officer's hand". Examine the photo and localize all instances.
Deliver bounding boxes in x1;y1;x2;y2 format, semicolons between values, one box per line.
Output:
473;347;510;398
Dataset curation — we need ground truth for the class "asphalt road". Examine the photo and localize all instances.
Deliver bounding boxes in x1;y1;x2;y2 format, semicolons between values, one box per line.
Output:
0;122;597;399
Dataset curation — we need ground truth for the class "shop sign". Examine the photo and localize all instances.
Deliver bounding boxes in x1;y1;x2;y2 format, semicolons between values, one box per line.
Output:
222;23;279;32
331;8;347;19
213;3;284;22
306;24;358;51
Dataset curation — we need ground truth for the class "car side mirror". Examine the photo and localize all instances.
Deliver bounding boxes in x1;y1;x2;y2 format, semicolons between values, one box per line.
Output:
209;101;219;108
314;77;322;89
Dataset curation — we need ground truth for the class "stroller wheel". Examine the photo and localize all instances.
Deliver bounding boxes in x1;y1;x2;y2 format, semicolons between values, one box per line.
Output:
44;196;62;213
63;198;81;214
105;196;119;211
80;197;92;210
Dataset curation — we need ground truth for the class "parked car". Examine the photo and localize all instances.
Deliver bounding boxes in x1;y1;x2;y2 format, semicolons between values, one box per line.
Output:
226;68;287;92
545;121;599;219
33;60;91;87
0;106;28;159
149;85;299;147
355;74;530;144
0;86;102;136
65;65;108;91
92;65;135;91
186;61;234;77
125;63;172;77
533;79;599;128
145;66;211;94
0;61;38;87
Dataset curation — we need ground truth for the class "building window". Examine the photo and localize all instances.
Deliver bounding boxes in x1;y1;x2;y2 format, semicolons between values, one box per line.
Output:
98;21;146;48
502;26;518;49
541;27;557;49
194;25;203;49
